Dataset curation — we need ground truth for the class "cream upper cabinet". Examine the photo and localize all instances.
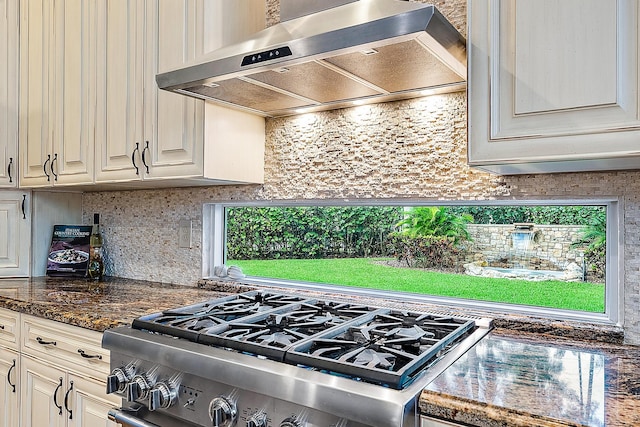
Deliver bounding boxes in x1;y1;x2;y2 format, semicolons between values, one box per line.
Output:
0;0;18;188
467;0;640;174
19;0;95;188
0;191;31;278
95;0;266;187
94;1;144;184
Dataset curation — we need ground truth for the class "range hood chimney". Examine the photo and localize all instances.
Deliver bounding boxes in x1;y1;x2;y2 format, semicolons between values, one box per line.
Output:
156;0;466;117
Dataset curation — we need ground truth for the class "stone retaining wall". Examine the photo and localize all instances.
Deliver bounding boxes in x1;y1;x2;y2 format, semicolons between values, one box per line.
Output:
464;224;586;270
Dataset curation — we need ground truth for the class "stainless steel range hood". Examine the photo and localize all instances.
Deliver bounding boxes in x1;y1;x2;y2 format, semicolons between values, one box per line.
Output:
156;0;466;117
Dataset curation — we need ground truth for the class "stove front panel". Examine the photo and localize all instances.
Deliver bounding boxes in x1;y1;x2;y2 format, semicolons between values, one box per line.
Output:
108;350;375;427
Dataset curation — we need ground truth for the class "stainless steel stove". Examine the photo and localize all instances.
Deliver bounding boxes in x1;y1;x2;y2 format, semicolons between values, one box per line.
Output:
102;291;492;427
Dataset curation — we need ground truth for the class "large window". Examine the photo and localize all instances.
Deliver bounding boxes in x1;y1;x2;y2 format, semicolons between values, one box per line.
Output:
204;200;620;324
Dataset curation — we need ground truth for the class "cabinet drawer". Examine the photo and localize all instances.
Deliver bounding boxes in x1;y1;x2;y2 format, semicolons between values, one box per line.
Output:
21;315;110;378
421;416;465;427
0;308;19;350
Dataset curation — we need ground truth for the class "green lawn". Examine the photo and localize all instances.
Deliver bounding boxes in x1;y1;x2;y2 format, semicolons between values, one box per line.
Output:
228;258;605;313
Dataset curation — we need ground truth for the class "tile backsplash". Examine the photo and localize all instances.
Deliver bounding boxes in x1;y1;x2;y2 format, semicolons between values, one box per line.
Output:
83;1;640;345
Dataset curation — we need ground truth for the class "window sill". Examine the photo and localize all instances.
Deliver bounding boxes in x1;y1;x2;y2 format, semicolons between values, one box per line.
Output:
197;277;624;345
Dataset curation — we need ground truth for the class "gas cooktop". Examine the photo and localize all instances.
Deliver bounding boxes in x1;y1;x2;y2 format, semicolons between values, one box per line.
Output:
103;290;492;427
132;290;478;389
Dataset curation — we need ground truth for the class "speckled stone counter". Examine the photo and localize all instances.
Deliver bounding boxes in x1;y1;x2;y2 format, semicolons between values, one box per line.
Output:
420;330;640;427
0;276;229;332
3;277;637;426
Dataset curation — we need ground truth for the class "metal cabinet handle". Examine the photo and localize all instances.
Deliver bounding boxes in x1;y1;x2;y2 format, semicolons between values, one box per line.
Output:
131;142;140;175
141;141;150;174
64;380;74;420
21;194;26;219
43;154;51;181
50;153;58;181
7;157;12;183
36;336;57;346
53;377;63;415
77;349;102;359
7;359;15;393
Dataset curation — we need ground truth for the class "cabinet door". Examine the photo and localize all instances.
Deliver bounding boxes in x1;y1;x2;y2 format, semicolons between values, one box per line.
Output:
19;0;54;187
94;0;145;183
0;348;19;427
20;356;66;427
467;0;640;174
0;0;18;188
50;0;94;186
67;374;119;427
142;0;204;181
143;0;266;181
0;192;31;278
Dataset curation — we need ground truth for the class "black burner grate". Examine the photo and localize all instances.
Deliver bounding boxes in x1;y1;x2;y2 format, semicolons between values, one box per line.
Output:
285;311;476;389
131;291;477;389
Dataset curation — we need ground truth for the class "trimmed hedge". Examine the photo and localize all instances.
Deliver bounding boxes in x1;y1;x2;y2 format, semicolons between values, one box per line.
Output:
226;206;404;260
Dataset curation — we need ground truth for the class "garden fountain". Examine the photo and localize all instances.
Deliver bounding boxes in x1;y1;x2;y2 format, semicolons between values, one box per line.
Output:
464;223;584;281
511;223;536;268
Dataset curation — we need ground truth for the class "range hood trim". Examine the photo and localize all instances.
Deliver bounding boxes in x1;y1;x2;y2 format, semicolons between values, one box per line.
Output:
158;0;467;117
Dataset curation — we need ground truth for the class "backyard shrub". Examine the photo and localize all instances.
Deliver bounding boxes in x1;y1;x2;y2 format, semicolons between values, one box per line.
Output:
386;233;466;271
387;207;472;270
572;209;607;282
395;207;473;244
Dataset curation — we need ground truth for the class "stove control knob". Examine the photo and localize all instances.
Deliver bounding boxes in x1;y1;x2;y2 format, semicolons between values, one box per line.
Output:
106;367;132;394
280;416;304;427
127;374;152;402
209;396;237;427
246;411;267;427
149;381;177;411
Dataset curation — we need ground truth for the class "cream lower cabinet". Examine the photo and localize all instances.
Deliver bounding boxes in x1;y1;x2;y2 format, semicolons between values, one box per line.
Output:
0;0;19;188
0;308;20;427
0;191;31;278
21;357;117;427
16;314;118;427
0;348;19;427
467;0;640;174
19;0;95;188
95;0;265;188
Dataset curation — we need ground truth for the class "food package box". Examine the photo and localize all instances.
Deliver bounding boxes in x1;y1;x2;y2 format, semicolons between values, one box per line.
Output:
46;225;92;277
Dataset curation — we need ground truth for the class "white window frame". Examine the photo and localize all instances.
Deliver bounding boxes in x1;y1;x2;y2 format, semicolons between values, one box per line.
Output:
203;198;623;326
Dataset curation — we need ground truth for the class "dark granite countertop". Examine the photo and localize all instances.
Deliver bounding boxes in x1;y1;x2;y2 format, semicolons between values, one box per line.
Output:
1;277;637;426
0;276;229;332
420;330;640;427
